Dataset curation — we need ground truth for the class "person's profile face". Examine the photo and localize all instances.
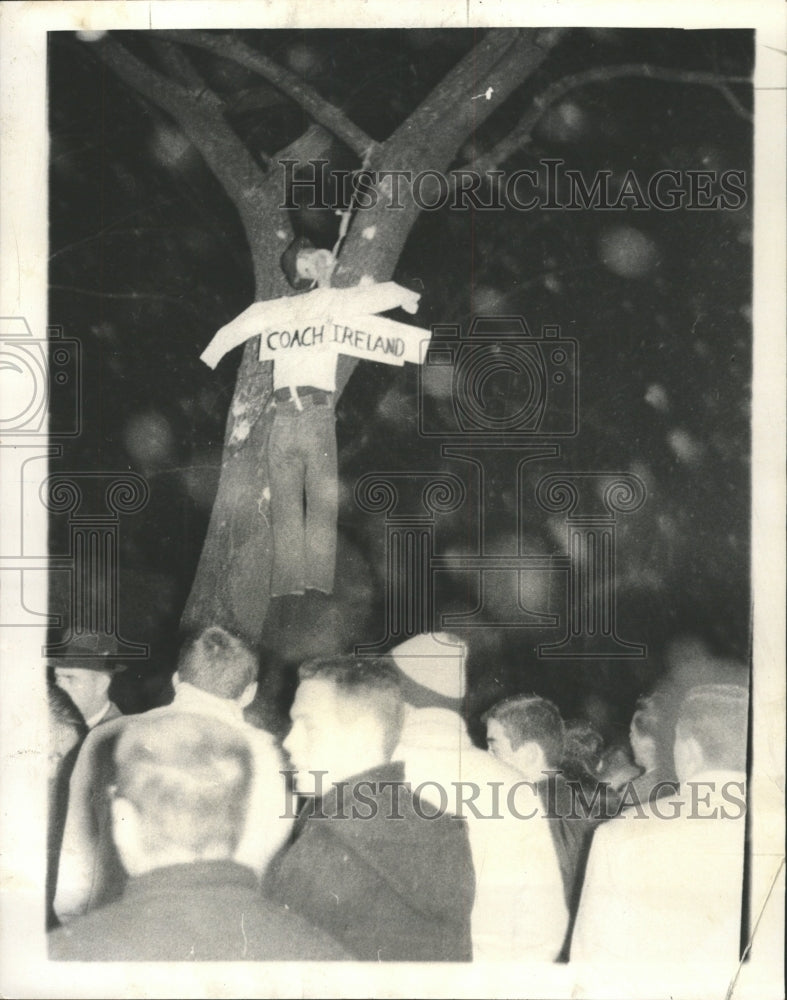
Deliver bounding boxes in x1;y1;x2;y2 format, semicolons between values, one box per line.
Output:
295;248;334;284
295;250;317;280
283;678;344;793
485;718;517;768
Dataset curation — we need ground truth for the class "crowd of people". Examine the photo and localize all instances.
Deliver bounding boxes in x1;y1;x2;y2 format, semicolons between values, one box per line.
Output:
47;629;749;964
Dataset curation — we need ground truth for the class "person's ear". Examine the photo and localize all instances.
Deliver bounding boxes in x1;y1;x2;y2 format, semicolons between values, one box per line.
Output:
238;681;258;709
171;670;181;689
516;740;545;776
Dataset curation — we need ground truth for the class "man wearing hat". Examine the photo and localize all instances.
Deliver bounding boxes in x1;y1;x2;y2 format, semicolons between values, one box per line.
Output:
390;632;568;962
52;636;124;730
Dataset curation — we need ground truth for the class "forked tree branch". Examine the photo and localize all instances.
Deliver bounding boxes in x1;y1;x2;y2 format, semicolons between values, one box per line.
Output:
331;28;566;397
153;29;378;160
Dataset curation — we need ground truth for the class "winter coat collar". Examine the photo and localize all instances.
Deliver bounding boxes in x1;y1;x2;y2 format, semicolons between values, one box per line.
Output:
123;859;257;901
309;759;406;817
172;682;244;723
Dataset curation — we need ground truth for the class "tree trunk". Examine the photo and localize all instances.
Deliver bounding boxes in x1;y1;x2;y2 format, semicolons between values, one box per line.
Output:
181;29;560;649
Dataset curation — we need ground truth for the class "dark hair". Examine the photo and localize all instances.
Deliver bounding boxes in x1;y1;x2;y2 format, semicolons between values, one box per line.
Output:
675;684;748;772
115;713;252;857
482;694;565;768
562;718;604;771
177;626;257;701
298;656;404;758
280;235;316;290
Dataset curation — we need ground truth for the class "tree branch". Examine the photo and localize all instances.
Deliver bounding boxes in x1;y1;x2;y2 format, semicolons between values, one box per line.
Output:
150;38;273;171
97;37;210;121
149;37;224;111
329;29;561;292
460;63;752;174
94;37;269;236
331;29;565;398
97;39;337;442
153;30;378;161
385;29;551;159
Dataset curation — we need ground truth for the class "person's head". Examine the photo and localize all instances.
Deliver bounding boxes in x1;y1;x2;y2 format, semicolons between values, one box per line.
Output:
53;662;117;723
482;695;565;780
175;626;258;707
51;636;125;723
562;719;604;774
280;235;334;289
389;632;467;713
110;713;252;877
629;692;666;772
673;683;748;783
283;656;404;792
296;247;335;284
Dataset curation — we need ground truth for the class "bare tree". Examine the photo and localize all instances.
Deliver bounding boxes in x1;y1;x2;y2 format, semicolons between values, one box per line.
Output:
88;28;748;650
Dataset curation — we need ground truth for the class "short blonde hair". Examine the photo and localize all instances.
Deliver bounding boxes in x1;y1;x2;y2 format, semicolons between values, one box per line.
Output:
115;713;252;857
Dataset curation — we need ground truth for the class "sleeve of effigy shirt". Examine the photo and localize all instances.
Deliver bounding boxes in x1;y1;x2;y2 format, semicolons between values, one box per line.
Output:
199;294;321;369
341;282;421;316
200;283;419;369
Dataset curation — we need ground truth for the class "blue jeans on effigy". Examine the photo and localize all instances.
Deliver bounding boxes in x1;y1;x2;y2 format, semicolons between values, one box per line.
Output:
267;395;337;596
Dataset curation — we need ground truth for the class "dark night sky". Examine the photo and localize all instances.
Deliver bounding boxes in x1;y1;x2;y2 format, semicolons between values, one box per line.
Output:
47;28;754;736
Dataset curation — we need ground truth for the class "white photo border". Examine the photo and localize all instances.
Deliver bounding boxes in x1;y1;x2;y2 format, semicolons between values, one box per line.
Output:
1;2;783;997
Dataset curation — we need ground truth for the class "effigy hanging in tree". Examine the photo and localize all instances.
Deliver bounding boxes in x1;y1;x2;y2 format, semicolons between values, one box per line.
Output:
200;241;431;596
